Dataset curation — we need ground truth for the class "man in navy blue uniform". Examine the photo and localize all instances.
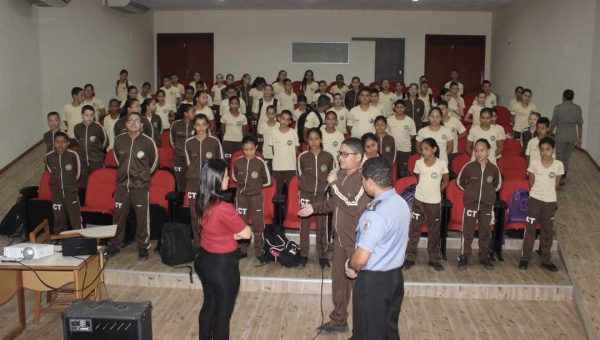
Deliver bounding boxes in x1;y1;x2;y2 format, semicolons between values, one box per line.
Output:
345;156;410;340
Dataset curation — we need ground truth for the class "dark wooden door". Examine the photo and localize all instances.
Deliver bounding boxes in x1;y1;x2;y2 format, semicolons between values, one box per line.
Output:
375;39;405;83
424;35;486;94
157;33;214;86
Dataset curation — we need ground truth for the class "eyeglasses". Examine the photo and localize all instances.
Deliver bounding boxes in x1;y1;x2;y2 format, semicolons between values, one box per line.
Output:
127;119;141;124
338;151;359;158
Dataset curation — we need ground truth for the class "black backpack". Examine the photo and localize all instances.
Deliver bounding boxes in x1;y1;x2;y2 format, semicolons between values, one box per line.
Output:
263;234;301;267
258;98;278;115
297;109;323;143
158;222;195;266
0;200;27;240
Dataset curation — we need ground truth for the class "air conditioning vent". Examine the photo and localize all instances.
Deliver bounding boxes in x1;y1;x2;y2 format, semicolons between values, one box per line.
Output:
103;0;150;14
27;0;70;7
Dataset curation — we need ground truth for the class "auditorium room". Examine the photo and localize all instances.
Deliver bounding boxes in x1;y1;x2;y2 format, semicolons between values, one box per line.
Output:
1;0;599;339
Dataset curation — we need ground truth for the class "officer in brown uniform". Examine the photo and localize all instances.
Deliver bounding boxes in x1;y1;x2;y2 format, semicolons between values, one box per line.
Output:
232;135;271;262
44;131;82;234
170;104;196;191
456;138;502;270
108;112;158;261
297;128;335;269
74;105;107;187
299;137;370;335
185;113;223;248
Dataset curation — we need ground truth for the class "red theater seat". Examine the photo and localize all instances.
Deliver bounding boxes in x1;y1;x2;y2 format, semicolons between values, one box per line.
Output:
149;170;176;239
158;147;174;170
463;93;477;108
394;176;417;196
104;149;118;168
494;106;511;127
503;139;522;157
407;154;420;175
81;169;117;225
498;156;527;180
498;179;537;232
451;154;471;176
283;176;316;230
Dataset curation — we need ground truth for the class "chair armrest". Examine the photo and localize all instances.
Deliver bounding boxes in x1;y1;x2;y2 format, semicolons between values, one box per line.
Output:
495;200;508;210
19;186;39;201
165;191;183;202
442;198;453;209
272;194;286;205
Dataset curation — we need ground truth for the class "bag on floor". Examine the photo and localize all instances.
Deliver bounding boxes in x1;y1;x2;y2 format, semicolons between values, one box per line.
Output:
263;234;301;267
506;189;529;224
400;184;417;209
158;222;195;266
0;200;26;239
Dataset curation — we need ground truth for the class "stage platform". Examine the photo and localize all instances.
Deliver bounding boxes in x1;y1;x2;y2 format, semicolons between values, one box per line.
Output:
105;233;572;302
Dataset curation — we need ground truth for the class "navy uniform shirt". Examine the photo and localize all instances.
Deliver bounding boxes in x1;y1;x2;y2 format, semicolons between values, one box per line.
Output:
355;188;410;271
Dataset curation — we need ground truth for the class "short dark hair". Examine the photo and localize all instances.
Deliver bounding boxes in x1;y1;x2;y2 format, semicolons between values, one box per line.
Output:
537;117;550;128
449;81;459;88
374;115;387;125
475;138;491;149
514;86;524;93
523;88;532;96
342;137;364;156
563;89;575;101
226;84;237;92
359;88;370;96
266;105;277;113
437;100;448;108
47;111;60;119
539;136;555;149
283;78;292;84
316;95;331;108
185;86;195;93
297;95;308;103
394;99;406;107
71;87;83;97
333;93;343;99
143;82;151;88
482;80;492;86
480;107;493;117
325;111;337;119
280;110;293;118
352;76;361;82
361;157;393;188
530;111;542;119
54;131;69;141
241;135;257;146
369;88;379;95
81;105;95;114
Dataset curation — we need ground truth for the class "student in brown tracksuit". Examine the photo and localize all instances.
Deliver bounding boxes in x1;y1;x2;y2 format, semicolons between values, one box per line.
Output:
108;112;158;261
233;135;271;262
185;113;223;248
44;112;63;153
45;132;82;234
374;115;397;167
74;105;107;188
113;98;154;139
171;104;196;191
456;138;502;271
296;128;335;269
344;76;362;110
141;98;163;147
298;137;370;335
404;83;425;131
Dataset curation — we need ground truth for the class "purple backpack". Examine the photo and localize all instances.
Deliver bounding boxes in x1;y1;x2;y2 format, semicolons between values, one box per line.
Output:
506;189;529;223
401;184;417;209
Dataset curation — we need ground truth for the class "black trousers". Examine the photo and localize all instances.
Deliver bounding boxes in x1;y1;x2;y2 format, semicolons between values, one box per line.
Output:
195;248;240;340
353;267;404;340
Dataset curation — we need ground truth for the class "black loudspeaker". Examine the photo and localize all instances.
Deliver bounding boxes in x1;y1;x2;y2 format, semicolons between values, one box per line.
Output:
62;238;97;257
62;300;152;340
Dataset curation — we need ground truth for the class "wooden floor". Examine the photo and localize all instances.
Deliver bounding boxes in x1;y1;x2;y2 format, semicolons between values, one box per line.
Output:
0;285;587;340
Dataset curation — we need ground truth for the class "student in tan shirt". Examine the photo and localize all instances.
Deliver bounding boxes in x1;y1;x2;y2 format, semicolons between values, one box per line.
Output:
194;82;214;107
104;99;121;151
331;93;349;134
257;106;279;171
119;86;139;108
311;81;333;107
115;69;132;102
448;82;465;119
181;86;196;106
211;73;226;107
369;89;386;117
221;85;247;115
188;71;207;93
170;73;185;99
249;77;266;108
511;89;538;139
466;108;504;164
160;77;181;109
330;74;348;96
293;96;308;122
465;91;487;126
321;111;346;168
301;70;318;105
255;84;277;128
193;91;216;135
220;74;239;99
526;117;555;167
508;86;524;110
416;108;453;164
472;80;497;107
269;110;299;194
348;88;380;138
83;84;106;121
272;70;287;98
62;87;85;141
221;97;249;166
439;100;467;167
379;79;396;117
155;90;174;130
387;100;416;176
138;82;152;103
277;79;297;114
444;69;464;96
418;81;434;123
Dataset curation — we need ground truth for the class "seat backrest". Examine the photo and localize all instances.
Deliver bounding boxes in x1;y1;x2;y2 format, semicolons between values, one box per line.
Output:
446;180;465;227
430;86;440;101
284;176;300;218
451;154;471;175
498;156;527;180
407;154;420;175
104;149;118;168
463;93;476;107
394;176;417;196
161;131;170;148
503;139;522;157
494;106;511;126
369;82;378;88
499;179;530;203
85;169;117;209
457;138;468;155
150;170;176;212
158;147;174;170
234;80;242;87
38;171;52;201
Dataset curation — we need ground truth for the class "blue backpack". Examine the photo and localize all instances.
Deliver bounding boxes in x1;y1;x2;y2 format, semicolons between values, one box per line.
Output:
506;189;529;224
400;184;417;209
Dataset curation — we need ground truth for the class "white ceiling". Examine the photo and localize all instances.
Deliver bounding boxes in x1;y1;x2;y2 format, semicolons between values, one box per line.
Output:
136;0;516;12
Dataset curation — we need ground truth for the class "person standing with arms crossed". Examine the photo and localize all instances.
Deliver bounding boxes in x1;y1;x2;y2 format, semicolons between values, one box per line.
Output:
298;138;370;335
345;156;410;340
550;89;583;186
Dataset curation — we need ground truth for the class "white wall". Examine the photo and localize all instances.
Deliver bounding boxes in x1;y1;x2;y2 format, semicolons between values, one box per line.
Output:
0;0;42;169
154;10;493;85
588;0;600;162
36;0;154;131
491;0;596;151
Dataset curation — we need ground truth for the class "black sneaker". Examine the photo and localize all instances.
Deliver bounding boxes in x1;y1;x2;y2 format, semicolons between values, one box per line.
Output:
458;256;468;271
428;262;444;271
480;257;494;270
402;260;416;270
319;258;331;269
315;322;348;334
518;260;528;270
541;263;559;272
105;243;120;258
238;252;248;260
258;254;270;264
138;248;149;261
297;257;308;269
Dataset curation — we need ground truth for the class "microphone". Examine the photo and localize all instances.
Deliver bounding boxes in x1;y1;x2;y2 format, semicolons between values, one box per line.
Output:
322;168;339;197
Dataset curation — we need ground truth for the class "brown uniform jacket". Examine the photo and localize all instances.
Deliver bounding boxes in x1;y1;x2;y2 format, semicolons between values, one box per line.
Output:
238;85;252;109
74;122;107;164
344;89;360;110
45;150;81;196
147;114;163;147
43;129;65;153
113;117;154;140
378;134;397;166
456;160;502;209
233;155;271;196
170;120;195;159
312;169;371;249
404;98;425;129
185;136;223;180
114;133;158;189
297;150;335;195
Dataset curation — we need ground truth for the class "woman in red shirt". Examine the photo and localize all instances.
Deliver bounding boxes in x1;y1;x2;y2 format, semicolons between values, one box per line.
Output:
194;159;251;340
